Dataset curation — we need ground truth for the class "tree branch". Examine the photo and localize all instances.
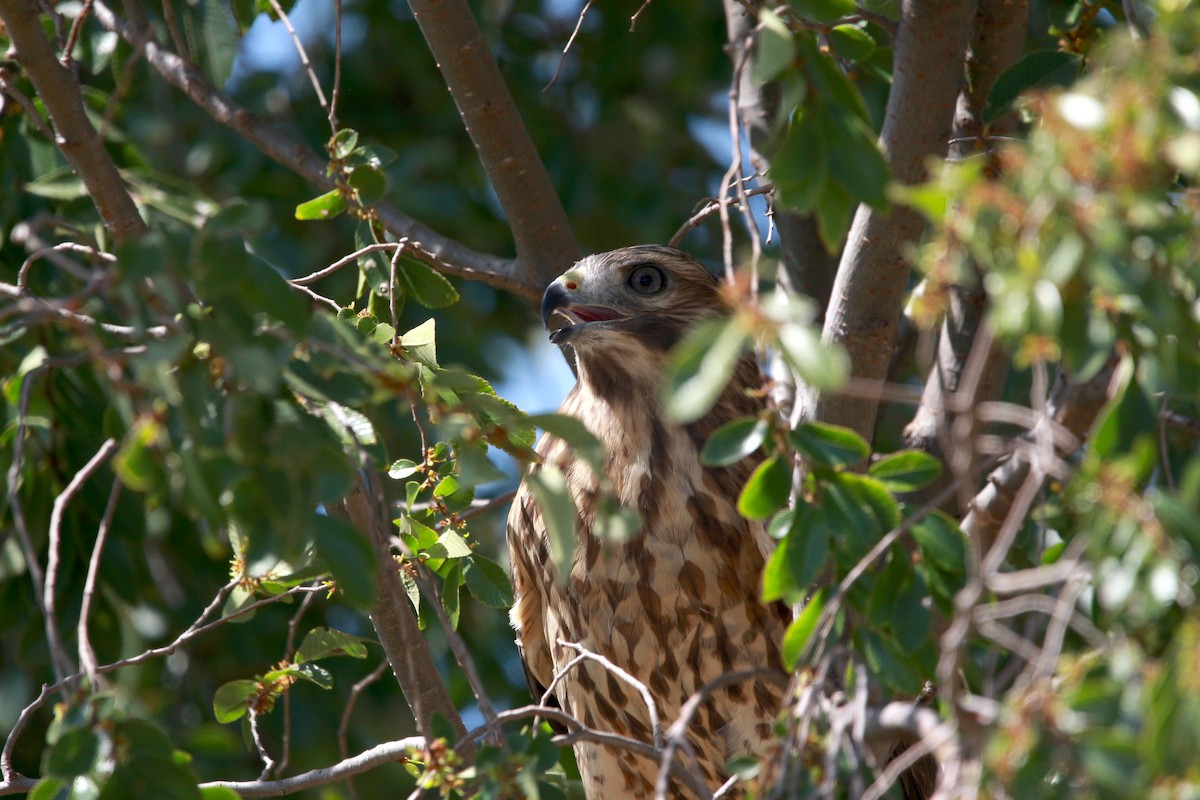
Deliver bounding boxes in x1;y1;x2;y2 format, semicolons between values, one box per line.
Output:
339;476;471;757
903;0;1031;500
88;0;542;303
963;358;1119;546
0;0;147;242
806;0;978;441
407;0;579;292
198;737;425;798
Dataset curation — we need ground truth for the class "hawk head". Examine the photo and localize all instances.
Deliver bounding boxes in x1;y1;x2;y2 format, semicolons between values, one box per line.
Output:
540;245;724;356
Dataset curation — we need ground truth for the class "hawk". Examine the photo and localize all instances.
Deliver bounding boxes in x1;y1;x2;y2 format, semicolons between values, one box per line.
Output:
507;245;788;798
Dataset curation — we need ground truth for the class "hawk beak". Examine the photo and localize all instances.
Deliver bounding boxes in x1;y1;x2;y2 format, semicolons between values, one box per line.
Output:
541;282;571;330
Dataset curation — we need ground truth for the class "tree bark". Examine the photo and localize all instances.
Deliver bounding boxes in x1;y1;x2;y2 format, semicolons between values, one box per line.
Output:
903;0;1031;509
806;0;978;442
0;0;147;243
407;0;579;292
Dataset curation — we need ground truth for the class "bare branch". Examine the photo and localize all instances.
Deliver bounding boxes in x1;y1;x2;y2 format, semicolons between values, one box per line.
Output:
338;660;391;800
78;480;122;681
805;0;978;441
963;359;1119;545
263;0;330;124
44;438;119;682
199;737;425;798
88;0;540;302
553;639;663;749
0;0;147;242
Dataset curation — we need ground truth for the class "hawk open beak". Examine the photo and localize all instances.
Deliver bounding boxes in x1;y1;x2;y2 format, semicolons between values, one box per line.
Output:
541;282;628;344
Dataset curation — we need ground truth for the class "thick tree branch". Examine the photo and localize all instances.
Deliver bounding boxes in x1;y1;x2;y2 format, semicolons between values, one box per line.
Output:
340;476;471;758
807;0;977;441
407;0;579;291
88;1;541;303
0;0;147;242
903;0;1030;501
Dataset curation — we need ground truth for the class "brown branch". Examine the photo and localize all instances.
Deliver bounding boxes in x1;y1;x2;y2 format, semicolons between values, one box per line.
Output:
339;474;471;757
0;0;147;242
903;0;1031;496
88;0;542;304
406;0;579;292
962;358;1119;545
198;737;426;798
806;0;977;441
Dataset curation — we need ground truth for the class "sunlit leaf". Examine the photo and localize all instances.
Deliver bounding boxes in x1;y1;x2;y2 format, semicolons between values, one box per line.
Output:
788;421;869;468
700;416;768;466
664;317;751;423
526;466;577;583
464;555;515;608
737;454;792;520
782;587;829;670
869;450;943;492
753;8;796;83
295;189;347;221
295;627;370;663
212;679;258;723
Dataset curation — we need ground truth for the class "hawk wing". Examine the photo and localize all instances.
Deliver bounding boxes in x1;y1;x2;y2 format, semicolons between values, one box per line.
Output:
506;471;556;705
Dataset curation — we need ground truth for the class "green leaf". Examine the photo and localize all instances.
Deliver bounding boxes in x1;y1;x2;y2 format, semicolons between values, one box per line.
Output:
389;458;421;479
293;662;334;689
754;8;796;83
526;466;577;583
295;189;347;221
1091;361;1155;460
441;560;463;629
788;421;870;467
700;417;768;466
330;128;359;159
781;587;829;670
984;49;1083;124
856;628;925;694
785;504;830;590
772;105;829;212
464;555;515;608
44;726;101;778
401;319;438;367
910;509;966;574
28;778;70;800
788;0;856;23
295;627;370;663
199;0;239;86
869;450;943;492
399;258;459;309
426;530;473;560
814;175;856;251
829;24;875;62
800;34;870;124
823;106;890;209
664;317;750;423
526;413;606;477
213;679;258;723
348;164;386;205
737;455;792;520
777;321;848;390
200;787;243;800
312;513;377;608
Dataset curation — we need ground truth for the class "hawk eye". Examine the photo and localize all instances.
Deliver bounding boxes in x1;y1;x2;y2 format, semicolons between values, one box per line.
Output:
627;264;666;295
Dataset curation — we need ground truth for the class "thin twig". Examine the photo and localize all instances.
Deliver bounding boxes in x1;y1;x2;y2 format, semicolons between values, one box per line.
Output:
44;437;119;683
265;0;330;120
554;640;663;749
669;184;773;247
337;660;390;800
629;0;653;30
277;584;323;776
543;0;593;91
654;668;789;800
329;0;342;130
60;0;97;65
77;480;123;682
250;708;279;781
